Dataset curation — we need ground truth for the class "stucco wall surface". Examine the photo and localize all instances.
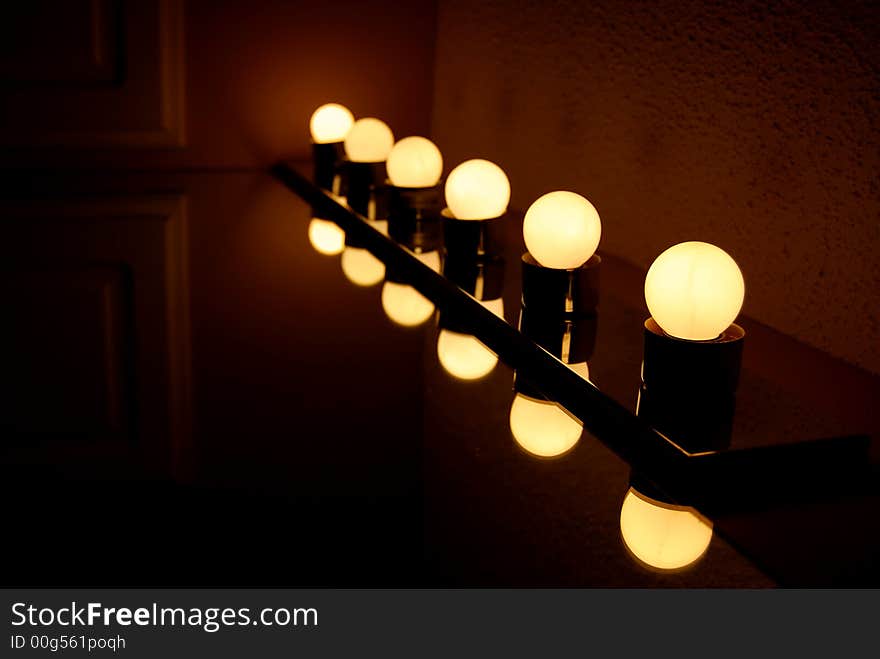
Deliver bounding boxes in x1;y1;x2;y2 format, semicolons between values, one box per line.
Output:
431;0;879;372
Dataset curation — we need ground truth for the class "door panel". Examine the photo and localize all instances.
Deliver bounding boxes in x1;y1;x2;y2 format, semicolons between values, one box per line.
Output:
3;265;129;439
0;0;185;148
0;195;191;477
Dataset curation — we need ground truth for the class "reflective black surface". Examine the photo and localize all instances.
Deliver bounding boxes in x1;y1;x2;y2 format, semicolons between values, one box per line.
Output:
272;160;880;585
3;167;878;586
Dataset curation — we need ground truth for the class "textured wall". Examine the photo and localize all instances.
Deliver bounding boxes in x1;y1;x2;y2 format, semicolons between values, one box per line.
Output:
431;0;880;373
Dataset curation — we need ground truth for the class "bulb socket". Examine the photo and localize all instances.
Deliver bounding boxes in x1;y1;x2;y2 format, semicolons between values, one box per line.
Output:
442;209;506;260
344;160;388;219
642;318;744;395
442;253;505;302
521;253;601;317
639;318;742;454
388;183;444;216
312;141;345;191
519;305;597;364
512;306;597;400
387;184;444;252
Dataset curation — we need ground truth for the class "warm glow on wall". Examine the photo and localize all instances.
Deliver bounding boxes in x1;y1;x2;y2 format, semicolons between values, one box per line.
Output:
619;488;713;571
308;218;345;256
309;103;355;144
509;394;583;457
523;191;601;270
343;117;395;163
387;137;443;188
341;247;385;287
444;159;510;220
645;241;744;341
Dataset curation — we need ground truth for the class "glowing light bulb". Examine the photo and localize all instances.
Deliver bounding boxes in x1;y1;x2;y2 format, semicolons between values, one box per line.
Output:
381;283;434;327
437;331;498;380
437;298;504;380
341;247;385;287
509;394;583;457
309;103;354;144
523;191;601;269
444;159;510;220
619;488;713;571
387;137;443;188
343;117;394;163
381;252;440;327
308;218;345;256
644;241;744;341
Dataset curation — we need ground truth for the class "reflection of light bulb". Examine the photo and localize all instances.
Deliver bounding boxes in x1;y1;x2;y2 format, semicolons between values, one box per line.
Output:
308;218;345;256
382;283;434;327
437;331;498;380
343;118;394;163
619;487;713;571
387;137;443;188
509;393;582;457
341;247;385;287
644;241;744;341
380;251;440;327
436;298;504;380
309;103;355;144
444;159;510;220
523;191;601;269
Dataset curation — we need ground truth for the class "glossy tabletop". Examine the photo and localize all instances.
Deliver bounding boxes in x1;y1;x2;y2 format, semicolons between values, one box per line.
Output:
2;168;878;586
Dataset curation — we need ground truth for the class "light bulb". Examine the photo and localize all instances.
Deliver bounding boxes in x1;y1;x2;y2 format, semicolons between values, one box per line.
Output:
308;218;345;256
523;191;601;269
444;159;510;220
644;241;744;341
381;283;434;327
436;298;504;380
309;103;354;144
387;137;443;188
437;331;498;380
341;247;385;287
509;394;583;457
343;117;394;163
380;251;440;327
619;488;713;571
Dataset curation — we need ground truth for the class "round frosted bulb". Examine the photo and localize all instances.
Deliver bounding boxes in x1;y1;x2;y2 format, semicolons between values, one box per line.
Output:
387;137;443;188
380;251;439;327
436;298;504;380
382;283;434;327
444;159;510;220
509;394;583;458
523;191;601;269
437;331;498;380
341;247;385;287
619;488;713;571
645;241;745;341
308;218;345;256
343;117;394;163
309;103;354;144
